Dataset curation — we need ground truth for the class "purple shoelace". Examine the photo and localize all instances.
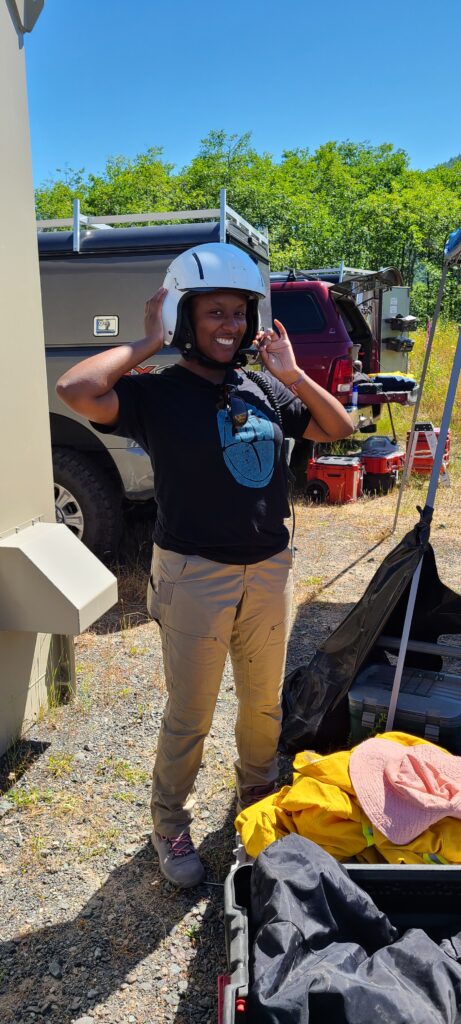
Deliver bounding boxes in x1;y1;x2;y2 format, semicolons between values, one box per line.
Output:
162;833;195;858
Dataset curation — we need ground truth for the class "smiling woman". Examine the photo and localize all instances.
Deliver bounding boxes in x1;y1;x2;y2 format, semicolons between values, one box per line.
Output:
188;291;248;363
55;241;353;890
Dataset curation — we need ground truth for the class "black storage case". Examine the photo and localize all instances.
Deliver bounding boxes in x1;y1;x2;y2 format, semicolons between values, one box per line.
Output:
223;860;461;1024
348;664;461;751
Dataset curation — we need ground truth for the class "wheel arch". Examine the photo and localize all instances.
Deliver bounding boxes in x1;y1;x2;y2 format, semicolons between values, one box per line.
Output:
50;413;124;494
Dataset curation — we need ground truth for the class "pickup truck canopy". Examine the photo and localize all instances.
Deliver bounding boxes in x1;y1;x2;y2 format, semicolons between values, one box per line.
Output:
37;192;272;348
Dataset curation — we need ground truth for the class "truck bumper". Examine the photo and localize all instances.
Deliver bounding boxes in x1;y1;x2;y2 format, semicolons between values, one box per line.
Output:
345;404;380;433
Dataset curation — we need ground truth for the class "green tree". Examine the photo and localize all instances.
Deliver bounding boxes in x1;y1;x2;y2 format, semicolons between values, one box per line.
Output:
35;167;88;221
85;147;176;216
34;135;461;319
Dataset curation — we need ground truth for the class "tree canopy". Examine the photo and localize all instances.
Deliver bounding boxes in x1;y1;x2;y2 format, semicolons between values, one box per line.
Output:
35;132;461;321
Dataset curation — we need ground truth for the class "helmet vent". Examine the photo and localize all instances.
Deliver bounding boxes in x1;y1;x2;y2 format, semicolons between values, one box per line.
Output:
192;252;205;280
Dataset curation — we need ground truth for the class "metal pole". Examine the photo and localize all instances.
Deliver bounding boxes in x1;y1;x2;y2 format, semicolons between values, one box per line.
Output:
392;262;448;532
425;325;461;510
73;198;80;253
386;560;424;731
219;188;227;244
386;324;461;731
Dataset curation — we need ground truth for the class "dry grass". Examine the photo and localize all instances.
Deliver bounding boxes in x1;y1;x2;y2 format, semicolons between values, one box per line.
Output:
91;560;151;634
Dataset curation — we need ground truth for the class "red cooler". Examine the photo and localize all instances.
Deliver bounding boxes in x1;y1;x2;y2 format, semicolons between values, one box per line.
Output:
362;450;405;494
306;456;363;504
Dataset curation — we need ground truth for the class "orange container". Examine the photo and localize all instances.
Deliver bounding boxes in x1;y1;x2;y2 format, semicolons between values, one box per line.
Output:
362;451;405;475
306;457;363;504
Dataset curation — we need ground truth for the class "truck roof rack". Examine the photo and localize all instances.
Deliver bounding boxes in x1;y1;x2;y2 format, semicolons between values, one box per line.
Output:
271;265;403;291
298;265;403;289
36;188;269;255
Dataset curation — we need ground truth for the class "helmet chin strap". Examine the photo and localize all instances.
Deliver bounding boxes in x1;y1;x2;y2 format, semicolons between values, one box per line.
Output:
182;345;248;371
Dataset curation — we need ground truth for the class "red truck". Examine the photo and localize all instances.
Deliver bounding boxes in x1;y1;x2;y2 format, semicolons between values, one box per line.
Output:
271;270;380;419
271;270;383;481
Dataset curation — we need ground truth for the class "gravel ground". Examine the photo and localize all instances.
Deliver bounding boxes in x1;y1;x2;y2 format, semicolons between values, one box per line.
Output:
1;478;461;1024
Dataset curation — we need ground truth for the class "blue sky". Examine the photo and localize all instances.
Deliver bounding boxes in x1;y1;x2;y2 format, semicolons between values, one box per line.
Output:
26;0;461;187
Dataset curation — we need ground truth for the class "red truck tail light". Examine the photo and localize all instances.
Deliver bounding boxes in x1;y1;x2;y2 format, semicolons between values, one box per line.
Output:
331;356;353;402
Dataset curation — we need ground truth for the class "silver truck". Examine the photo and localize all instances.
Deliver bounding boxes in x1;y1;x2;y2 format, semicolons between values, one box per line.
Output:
39;193;270;561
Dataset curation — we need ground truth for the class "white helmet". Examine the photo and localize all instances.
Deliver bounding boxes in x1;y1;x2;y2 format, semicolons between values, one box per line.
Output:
161;242;267;362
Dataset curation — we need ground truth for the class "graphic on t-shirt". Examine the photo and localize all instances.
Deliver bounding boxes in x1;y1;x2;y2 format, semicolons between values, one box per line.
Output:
217;404;275;487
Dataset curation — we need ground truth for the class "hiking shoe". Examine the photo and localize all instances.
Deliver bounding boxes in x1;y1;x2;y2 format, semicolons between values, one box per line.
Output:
236;784;278;817
151;831;205;888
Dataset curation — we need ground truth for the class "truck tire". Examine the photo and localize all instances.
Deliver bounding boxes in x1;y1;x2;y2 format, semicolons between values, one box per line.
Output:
52;447;122;563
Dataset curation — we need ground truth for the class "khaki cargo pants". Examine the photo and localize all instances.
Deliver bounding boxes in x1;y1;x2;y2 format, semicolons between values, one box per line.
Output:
147;544;293;836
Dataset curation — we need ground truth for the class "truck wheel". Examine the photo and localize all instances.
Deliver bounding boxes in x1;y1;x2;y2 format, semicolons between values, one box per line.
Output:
52;447;122;562
305;480;329;504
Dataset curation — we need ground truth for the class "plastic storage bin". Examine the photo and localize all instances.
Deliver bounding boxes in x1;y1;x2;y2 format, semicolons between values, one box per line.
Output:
362;451;405;475
348;663;461;751
222;860;461;1023
362;450;405;495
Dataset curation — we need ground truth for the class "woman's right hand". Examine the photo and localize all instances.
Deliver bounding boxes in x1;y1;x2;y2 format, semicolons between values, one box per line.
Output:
144;287;168;354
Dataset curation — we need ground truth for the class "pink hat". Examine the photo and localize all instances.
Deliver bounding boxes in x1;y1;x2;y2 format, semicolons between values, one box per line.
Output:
349;738;461;845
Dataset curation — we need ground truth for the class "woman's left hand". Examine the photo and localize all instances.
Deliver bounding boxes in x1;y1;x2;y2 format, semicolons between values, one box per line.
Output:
255;320;298;383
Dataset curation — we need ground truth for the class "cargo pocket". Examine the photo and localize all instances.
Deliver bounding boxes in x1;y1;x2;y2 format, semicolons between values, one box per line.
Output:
146;575;160;623
146;577;177;621
250;620;288;661
268;620;288;645
247;619;289;698
163;625;224;704
147;550;189;623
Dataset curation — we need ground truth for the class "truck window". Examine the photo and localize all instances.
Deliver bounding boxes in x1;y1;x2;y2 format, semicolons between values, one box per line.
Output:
270;291;326;334
334;296;370;344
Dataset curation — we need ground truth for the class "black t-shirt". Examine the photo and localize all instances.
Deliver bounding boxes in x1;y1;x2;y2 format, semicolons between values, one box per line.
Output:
94;365;311;564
